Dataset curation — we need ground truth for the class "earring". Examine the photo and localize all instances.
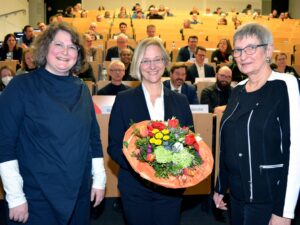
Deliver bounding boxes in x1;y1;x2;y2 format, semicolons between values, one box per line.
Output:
266;57;271;64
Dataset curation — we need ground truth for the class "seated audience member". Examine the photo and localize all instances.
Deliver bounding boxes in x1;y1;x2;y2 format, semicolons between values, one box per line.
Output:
211;38;232;64
105;34;134;61
119;48;136;81
82;34;98;62
0;65;15;93
164;7;174;17
37;22;47;32
146;24;157;38
213;7;223;15
284;12;292;19
104;11;111;18
271;9;278;18
217;16;227;25
163;62;199;104
147;7;163;19
271;53;299;78
187;46;216;84
176;35;198;63
96;15;103;22
200;66;232;113
98;5;105;11
132;10;144;19
80;10;88;18
0;33;23;65
112;22;133;39
64;6;75;18
73;3;82;13
190;14;202;24
56;13;64;22
16;48;37;75
17;25;35;49
189;6;200;15
97;61;130;95
117;7;129;18
132;3;141;11
86;22;103;40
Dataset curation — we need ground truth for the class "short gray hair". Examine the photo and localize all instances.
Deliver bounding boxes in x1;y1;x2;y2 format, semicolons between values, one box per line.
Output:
233;22;273;47
130;38;169;81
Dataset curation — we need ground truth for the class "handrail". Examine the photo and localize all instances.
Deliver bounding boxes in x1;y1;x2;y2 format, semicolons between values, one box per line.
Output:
0;9;26;18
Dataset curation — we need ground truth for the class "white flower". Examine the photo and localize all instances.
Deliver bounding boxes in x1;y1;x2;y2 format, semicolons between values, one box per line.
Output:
172;142;184;152
195;135;202;142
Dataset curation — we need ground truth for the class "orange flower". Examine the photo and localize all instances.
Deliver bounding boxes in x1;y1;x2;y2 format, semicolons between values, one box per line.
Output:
139;126;149;138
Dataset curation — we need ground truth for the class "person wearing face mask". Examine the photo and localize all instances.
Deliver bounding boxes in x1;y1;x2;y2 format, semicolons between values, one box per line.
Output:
0;66;15;93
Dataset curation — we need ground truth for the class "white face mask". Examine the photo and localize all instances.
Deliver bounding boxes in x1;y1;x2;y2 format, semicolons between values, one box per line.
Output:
2;76;13;86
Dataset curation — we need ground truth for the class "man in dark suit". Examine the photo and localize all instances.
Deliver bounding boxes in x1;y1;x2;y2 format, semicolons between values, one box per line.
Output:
187;46;215;84
105;34;134;61
163;62;199;104
200;65;232;113
176;35;198;62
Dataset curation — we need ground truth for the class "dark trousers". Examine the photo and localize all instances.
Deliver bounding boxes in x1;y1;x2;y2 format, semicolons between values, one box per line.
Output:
230;195;273;225
118;169;183;225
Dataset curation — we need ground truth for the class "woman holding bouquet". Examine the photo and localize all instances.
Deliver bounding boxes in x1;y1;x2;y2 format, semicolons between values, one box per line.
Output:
108;38;194;225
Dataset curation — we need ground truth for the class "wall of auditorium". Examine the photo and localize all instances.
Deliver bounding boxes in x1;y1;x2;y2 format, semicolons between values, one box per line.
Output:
83;0;262;13
0;0;29;40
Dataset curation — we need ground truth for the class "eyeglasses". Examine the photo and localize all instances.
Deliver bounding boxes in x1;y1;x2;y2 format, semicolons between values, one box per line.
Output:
110;69;125;72
233;44;267;58
52;41;79;55
140;58;164;67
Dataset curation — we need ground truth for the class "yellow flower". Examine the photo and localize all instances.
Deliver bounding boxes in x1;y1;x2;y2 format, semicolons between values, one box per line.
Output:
150;138;156;144
155;139;162;145
152;128;159;134
155;132;163;139
162;129;170;135
163;135;170;141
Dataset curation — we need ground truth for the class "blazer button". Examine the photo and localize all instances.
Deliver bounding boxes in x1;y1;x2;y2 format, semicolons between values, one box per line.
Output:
238;153;243;157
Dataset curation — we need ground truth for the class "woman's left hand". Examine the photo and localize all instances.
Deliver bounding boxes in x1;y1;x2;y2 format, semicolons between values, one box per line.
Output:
90;188;105;207
268;214;291;225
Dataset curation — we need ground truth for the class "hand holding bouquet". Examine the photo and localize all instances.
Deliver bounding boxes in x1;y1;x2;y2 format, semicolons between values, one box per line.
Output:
123;118;213;188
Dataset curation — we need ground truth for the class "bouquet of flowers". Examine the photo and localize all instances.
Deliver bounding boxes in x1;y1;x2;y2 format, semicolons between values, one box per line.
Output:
123;118;213;188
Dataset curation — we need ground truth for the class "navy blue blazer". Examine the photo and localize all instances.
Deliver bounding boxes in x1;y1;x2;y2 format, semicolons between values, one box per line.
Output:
176;46;194;62
187;64;216;84
163;80;199;104
108;85;193;170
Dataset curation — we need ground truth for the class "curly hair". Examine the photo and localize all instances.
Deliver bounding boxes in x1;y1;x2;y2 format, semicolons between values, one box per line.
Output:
32;22;88;74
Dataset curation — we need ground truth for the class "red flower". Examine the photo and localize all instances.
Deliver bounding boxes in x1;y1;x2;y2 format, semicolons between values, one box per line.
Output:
193;142;200;152
182;126;190;132
168;118;179;128
151;121;165;131
185;134;196;145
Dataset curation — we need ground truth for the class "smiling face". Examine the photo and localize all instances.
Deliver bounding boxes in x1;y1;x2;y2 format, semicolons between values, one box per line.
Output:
140;45;165;85
234;36;272;77
218;39;228;53
170;67;187;88
45;30;78;76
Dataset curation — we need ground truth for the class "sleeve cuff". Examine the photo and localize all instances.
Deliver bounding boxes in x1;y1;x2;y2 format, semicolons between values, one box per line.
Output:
0;160;27;208
91;158;106;190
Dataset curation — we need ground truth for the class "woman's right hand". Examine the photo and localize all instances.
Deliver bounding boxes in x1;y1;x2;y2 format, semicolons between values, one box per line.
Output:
213;192;228;210
9;202;29;223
